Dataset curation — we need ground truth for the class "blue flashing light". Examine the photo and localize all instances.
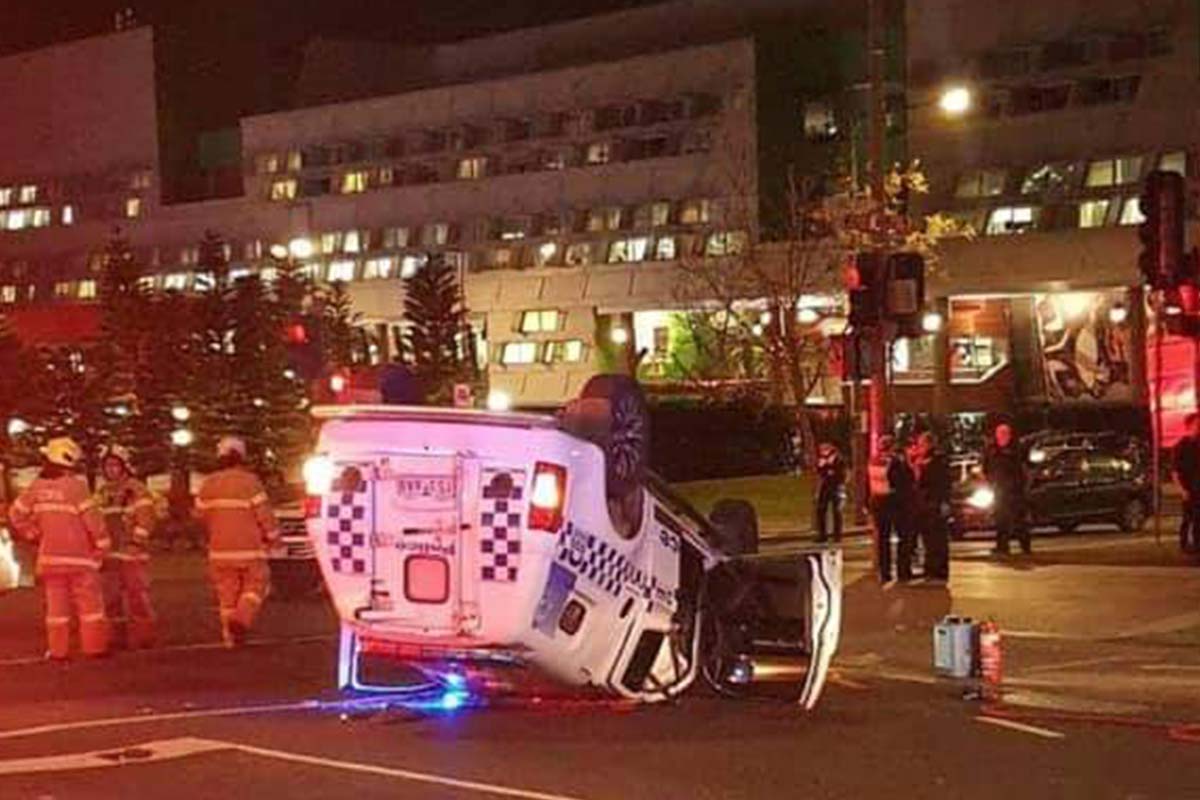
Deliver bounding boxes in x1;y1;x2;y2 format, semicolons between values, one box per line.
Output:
439;691;468;711
444;673;467;691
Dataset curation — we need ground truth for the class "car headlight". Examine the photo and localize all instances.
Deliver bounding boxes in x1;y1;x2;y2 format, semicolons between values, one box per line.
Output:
967;486;995;510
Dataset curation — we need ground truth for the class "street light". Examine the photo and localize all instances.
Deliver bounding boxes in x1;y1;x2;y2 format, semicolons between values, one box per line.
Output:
938;85;973;117
797;308;821;325
921;311;944;333
610;327;629;345
6;418;28;437
171;405;191;423
486;390;512;411
1109;305;1129;325
288;237;315;260
171;428;194;448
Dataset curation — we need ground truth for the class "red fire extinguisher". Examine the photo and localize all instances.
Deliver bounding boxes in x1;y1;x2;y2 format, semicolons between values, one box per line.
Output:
977;620;1003;700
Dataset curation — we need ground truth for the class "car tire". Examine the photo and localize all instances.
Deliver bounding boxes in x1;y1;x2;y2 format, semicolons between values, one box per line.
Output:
709;499;759;556
1119;498;1147;533
579;374;650;500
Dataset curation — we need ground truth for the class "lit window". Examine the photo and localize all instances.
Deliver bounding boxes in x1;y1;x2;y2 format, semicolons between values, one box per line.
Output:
954;169;1007;198
321;232;343;254
490;248;514;268
256;153;280;174
400;254;428;278
654;236;677;261
585;142;611;165
54;281;74;299
125;197;142;219
383;227;409;248
193;272;215;293
78;280;97;299
30;207;51;228
565;242;592;266
585;210;606;233
259;267;278;283
61;205;75;225
363;256;396;280
457;157;488;180
270;179;298;201
341;171;369;194
543;149;570;170
0;188;10;206
1119;197;1146;225
985;206;1037;235
130;171;152;190
286;150;303;171
377;166;394;185
1086;155;1143;187
534;241;559;267
244;240;262;260
1160;150;1187;176
344;230;362;254
1022;163;1078;194
1078;199;1110;228
328;259;357;282
520;309;561;333
137;275;158;292
650;202;672;227
230;268;252;282
563;339;585;363
704;231;748;257
501;341;539;365
423;223;450;247
608;236;651;263
680;199;711;225
0;286;15;304
3;209;28;230
18;185;37;204
163;273;191;290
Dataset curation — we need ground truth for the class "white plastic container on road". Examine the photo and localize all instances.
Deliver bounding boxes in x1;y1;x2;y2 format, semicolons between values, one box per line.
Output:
933;616;976;678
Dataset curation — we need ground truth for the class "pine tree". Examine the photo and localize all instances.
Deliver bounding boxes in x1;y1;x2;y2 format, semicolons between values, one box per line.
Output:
95;228;152;458
321;281;360;368
39;346;112;487
402;253;473;404
138;290;200;476
191;230;239;461
0;315;42;487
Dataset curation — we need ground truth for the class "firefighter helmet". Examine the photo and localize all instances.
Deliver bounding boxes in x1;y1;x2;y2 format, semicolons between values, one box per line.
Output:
216;436;247;459
40;437;84;468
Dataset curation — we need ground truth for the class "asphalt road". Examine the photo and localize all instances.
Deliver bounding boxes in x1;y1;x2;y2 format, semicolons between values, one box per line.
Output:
1;529;1198;799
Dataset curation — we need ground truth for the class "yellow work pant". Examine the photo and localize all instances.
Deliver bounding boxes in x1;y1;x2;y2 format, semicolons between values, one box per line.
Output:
102;559;156;649
209;561;269;646
43;569;109;658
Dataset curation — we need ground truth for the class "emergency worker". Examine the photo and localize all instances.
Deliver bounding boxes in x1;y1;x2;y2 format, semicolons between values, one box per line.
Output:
8;437;110;659
1172;413;1200;554
814;442;846;543
95;444;157;648
196;436;279;647
912;431;951;583
984;422;1030;556
869;436;916;583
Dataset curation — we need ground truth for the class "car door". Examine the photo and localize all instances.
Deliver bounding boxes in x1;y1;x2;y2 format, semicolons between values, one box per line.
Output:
1080;454;1123;518
1028;452;1085;523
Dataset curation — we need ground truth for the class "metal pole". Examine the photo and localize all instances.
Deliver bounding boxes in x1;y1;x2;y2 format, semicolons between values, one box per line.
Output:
1154;294;1163;546
867;0;890;458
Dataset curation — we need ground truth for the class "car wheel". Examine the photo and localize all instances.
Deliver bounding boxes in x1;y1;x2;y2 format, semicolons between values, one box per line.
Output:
1119;498;1147;533
579;374;650;500
709;499;759;556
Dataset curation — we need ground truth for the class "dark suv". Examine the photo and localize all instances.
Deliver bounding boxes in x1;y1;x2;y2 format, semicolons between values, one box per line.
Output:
1026;447;1151;533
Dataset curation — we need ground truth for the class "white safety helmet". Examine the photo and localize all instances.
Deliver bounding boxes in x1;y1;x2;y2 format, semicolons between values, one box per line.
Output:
216;436;247;459
100;443;134;472
41;437;84;469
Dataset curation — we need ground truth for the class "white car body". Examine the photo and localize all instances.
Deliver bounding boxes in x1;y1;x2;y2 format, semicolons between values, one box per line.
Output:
305;405;842;707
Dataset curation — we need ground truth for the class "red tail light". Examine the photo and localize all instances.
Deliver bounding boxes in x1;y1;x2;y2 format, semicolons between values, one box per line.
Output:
303;494;323;519
528;461;567;532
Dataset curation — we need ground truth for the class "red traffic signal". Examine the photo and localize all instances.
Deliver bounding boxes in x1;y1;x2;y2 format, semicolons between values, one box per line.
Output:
286;322;309;345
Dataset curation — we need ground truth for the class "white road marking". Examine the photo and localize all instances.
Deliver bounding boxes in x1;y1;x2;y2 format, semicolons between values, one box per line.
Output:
0;736;591;800
1139;663;1200;672
1021;655;1130;674
975;715;1065;740
0;737;227;775
235;741;592;800
0;700;321;741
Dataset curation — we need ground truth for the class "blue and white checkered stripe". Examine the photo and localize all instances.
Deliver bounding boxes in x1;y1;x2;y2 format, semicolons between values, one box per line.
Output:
556;523;657;598
326;483;370;575
479;469;525;582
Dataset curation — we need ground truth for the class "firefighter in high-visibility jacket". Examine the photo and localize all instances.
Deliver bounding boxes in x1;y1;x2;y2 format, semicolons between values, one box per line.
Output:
95;444;157;649
196;436;279;647
8;437;111;659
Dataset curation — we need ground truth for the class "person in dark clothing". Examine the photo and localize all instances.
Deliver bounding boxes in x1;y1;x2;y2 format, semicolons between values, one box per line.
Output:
1172;413;1200;553
984;423;1030;556
868;436;899;583
890;441;919;581
814;442;846;543
912;431;952;582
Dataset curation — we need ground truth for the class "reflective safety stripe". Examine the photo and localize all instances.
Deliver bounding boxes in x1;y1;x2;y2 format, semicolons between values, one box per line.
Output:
80;612;107;623
242;592;263;604
32;502;83;515
11;497;30;513
209;550;266;561
196;499;254;511
249;493;269;506
133;498;155;510
101;506;125;515
39;556;101;569
76;499;95;512
106;551;150;562
133;527;152;539
45;616;71;626
95;538;113;550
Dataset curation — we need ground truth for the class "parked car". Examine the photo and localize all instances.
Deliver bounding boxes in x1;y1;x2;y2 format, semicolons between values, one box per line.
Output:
1026;448;1151;533
949;455;993;537
302;375;843;708
269;488;323;599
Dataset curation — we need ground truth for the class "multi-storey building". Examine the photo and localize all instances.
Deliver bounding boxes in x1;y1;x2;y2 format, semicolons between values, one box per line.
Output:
899;0;1199;437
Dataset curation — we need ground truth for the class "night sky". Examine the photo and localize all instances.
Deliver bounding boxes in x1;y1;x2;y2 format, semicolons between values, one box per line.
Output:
1;0;667;122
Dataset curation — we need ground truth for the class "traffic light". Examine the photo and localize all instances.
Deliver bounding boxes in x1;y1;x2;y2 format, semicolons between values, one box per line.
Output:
848;252;885;328
284;313;324;381
1138;169;1186;290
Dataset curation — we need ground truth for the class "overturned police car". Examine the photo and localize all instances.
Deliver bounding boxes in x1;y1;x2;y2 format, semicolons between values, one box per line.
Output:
302;375;842;708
